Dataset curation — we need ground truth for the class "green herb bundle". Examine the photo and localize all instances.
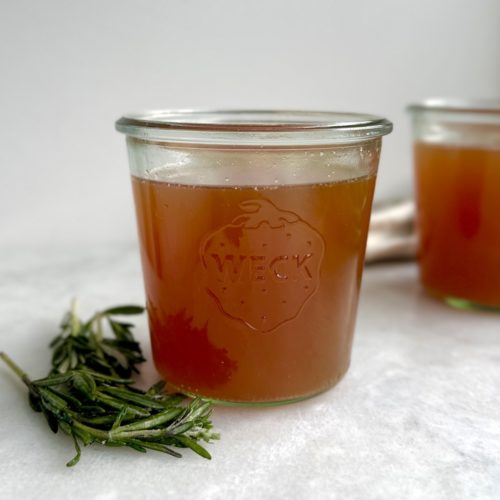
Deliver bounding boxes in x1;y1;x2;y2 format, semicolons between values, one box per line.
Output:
0;301;218;466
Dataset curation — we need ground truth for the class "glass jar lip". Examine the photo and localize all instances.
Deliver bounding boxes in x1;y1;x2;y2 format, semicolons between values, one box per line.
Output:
115;109;392;146
408;98;500;115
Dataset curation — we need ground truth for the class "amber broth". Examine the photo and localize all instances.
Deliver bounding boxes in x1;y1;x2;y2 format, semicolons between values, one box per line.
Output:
132;172;376;402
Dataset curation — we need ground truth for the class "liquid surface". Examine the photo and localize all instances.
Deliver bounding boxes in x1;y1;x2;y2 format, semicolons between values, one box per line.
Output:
415;142;500;307
132;169;376;402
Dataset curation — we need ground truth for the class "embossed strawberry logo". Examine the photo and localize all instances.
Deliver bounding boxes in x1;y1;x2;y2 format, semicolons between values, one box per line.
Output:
200;199;324;332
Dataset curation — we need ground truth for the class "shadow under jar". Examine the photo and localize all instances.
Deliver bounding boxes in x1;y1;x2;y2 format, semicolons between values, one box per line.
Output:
116;110;392;405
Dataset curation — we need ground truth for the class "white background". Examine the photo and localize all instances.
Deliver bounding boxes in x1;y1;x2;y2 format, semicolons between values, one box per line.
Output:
1;0;500;247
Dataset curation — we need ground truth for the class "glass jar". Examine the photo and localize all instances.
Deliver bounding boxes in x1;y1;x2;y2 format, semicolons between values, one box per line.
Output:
116;110;392;404
409;99;500;310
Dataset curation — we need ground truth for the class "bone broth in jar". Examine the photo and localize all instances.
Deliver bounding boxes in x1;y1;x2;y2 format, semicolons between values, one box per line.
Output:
409;100;500;310
116;110;392;405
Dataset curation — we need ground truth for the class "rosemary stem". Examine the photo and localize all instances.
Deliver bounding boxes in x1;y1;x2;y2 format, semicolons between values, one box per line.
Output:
0;351;32;387
111;428;176;440
70;298;80;336
70;419;176;443
115;407;183;432
72;420;110;441
95;314;104;341
70;411;181;442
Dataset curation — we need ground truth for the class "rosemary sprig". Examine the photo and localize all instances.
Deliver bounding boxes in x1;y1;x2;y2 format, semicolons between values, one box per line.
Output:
50;300;146;377
0;301;219;466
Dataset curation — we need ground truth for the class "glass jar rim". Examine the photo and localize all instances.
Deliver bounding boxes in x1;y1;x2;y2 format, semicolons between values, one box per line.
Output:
115;109;392;146
408;98;500;115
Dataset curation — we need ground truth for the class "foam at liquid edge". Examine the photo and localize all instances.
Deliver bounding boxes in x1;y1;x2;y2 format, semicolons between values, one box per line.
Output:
142;161;373;187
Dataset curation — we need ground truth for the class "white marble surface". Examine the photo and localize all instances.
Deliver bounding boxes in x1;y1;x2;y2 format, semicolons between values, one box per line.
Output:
0;245;499;500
